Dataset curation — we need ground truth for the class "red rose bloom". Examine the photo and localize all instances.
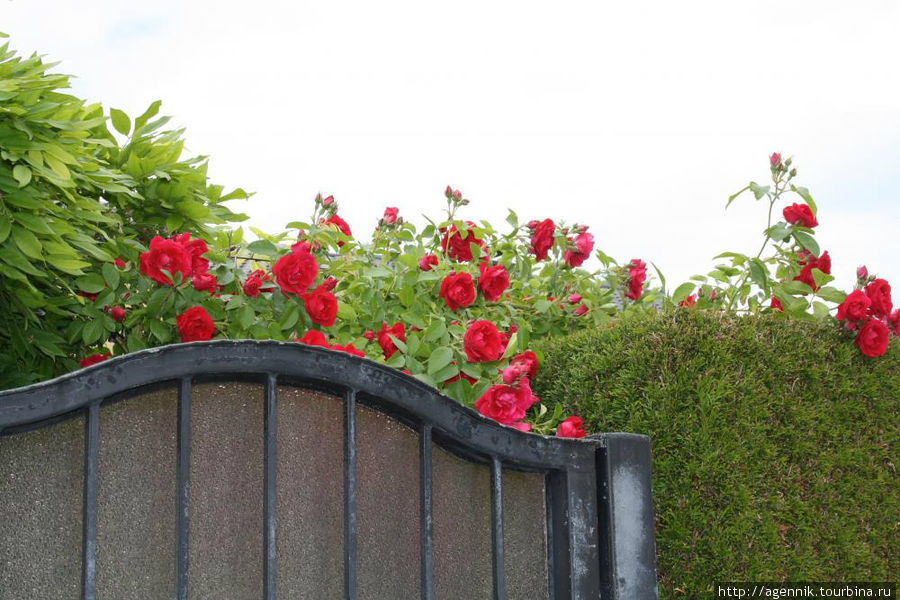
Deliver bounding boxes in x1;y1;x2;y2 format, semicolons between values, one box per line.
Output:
176;306;215;342
440;222;484;262
836;290;872;322
793;250;831;291
304;285;338;327
439;272;476;311
463;320;505;363
139;236;193;285
474;379;539;425
529;219;555;261
383;207;399;225
243;270;273;297
782;203;818;228
324;214;352;245
770;296;784;312
332;343;366;357
110;306;126;323
626;259;648;300
79;352;111;368
477;264;509;302
573;304;588;316
887;309;900;337
856;318;889;358
864;278;893;317
378;322;406;359
563;231;594;268
170;233;210;275
297;330;329;347
191;272;218;293
273;248;319;296
511;351;539;379
419;254;439;271
556;416;587;438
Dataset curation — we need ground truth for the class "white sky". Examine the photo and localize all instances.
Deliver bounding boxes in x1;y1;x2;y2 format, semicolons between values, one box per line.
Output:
3;1;899;292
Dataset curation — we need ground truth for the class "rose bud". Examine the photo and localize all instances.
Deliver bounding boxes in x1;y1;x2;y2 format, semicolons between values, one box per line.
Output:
363;330;375;341
568;294;582;304
110;307;126;323
526;220;539;229
322;195;335;206
322;277;338;291
445;185;453;198
573;304;588;316
857;265;868;280
770;152;781;167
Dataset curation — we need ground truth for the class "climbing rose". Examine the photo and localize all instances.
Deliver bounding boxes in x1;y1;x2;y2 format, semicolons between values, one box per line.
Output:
324;214;352;239
556;416;587;438
139;236;192;286
378;322;406;359
383;207;399;225
511;351;539;379
856;318;889;358
770;152;781;166
273;248;319;296
170;233;210;275
573;304;588;316
782;203;818;228
888;309;900;337
304;285;338;327
79;352;111;368
176;307;215;342
568;294;582;304
419;254;439;271
440;222;483;262
794;250;831;291
477;264;510;302
857;266;869;280
243;270;273;297
836;290;872;322
864;279;893;317
501;362;530;384
110;307;126;323
770;297;784;312
563;231;594;268
463;320;505;363
529;219;555;261
191;272;218;293
626;259;648;301
474;379;539;425
297;330;329;347
439;272;476;311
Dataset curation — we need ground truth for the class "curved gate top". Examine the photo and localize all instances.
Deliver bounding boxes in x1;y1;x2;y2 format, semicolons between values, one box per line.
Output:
0;340;658;600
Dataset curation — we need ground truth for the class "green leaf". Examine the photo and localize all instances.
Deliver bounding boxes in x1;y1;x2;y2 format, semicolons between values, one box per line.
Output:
0;218;10;244
748;258;769;292
793;230;819;256
101;262;120;290
12;164;31;187
13;213;53;235
176;200;210;219
672;282;696;304
82;319;105;345
726;185;749;209
792;186;817;215
817;286;846;304
246;240;279;256
501;332;518;359
236;305;255;329
749;182;770;200
45;254;89;275
75;274;106;294
432;363;459;382
389;334;408;354
147;319;170;342
812;301;830;320
12;227;42;258
134;100;161;132
110;108;131;136
336;302;357;321
534;299;552;313
424;320;447;342
278;303;300;330
427;346;454;376
811;269;833;289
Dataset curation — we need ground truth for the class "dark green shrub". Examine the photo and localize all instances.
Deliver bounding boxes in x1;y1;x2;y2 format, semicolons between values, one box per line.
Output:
534;310;899;599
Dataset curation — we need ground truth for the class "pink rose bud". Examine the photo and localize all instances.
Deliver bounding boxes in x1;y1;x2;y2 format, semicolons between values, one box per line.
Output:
322;195;335;206
111;306;126;322
573;304;588;316
445;185;453;197
857;265;868;280
770;152;781;167
452;189;462;200
568;294;582;304
525;220;539;229
383;207;399;225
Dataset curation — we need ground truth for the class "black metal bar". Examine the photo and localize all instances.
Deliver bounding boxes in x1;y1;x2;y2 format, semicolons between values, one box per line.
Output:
343;388;358;600
490;457;505;600
264;373;278;600
545;470;570;600
81;402;100;600
565;468;602;599
175;377;192;600
420;424;434;600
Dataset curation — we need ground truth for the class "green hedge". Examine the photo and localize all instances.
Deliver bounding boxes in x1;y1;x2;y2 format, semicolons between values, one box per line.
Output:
534;310;899;599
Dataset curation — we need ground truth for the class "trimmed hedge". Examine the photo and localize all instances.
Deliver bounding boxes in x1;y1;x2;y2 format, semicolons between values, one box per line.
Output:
534;310;899;599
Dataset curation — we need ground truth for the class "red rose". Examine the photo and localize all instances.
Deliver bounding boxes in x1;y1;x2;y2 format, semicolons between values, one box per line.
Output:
626;259;648;300
324;214;352;245
176;306;215;342
888;309;900;337
855;318;889;358
383;207;399;225
363;330;375;341
79;352;111;368
837;290;872;322
419;254;439;271
556;416;587;438
864;278;893;317
139;236;193;285
477;264;509;302
114;257;126;268
243;270;273;297
440;222;484;262
529;219;555;261
474;379;539;425
857;265;869;280
191;272;218;293
511;351;538;379
770;296;784;312
770;152;781;167
378;322;406;359
170;233;210;275
573;304;588;316
509;421;531;432
304;285;338;327
110;306;126;323
297;330;329;347
322;195;335;206
793;250;831;291
332;343;365;357
563;231;594;268
273;248;319;296
439;272;476;311
782;203;818;228
463;320;504;363
679;294;697;308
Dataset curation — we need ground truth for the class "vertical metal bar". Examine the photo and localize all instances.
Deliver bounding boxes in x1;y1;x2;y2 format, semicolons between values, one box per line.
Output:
82;402;100;600
566;468;602;599
419;424;434;600
490;457;505;600
264;374;278;600
546;470;571;600
176;377;192;600
343;389;358;600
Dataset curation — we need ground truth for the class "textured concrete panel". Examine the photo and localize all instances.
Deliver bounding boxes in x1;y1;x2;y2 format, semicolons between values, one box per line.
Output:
357;405;420;600
0;416;84;600
276;386;344;599
96;387;177;600
432;446;493;600
503;470;549;600
189;382;264;600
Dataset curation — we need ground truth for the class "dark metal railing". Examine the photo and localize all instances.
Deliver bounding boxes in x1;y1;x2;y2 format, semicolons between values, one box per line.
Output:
0;340;658;600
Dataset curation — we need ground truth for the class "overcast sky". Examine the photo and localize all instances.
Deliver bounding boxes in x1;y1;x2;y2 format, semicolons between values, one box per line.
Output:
3;1;898;292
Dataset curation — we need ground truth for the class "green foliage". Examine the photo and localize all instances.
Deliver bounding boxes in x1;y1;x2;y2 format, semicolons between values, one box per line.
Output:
0;42;247;386
534;310;899;598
